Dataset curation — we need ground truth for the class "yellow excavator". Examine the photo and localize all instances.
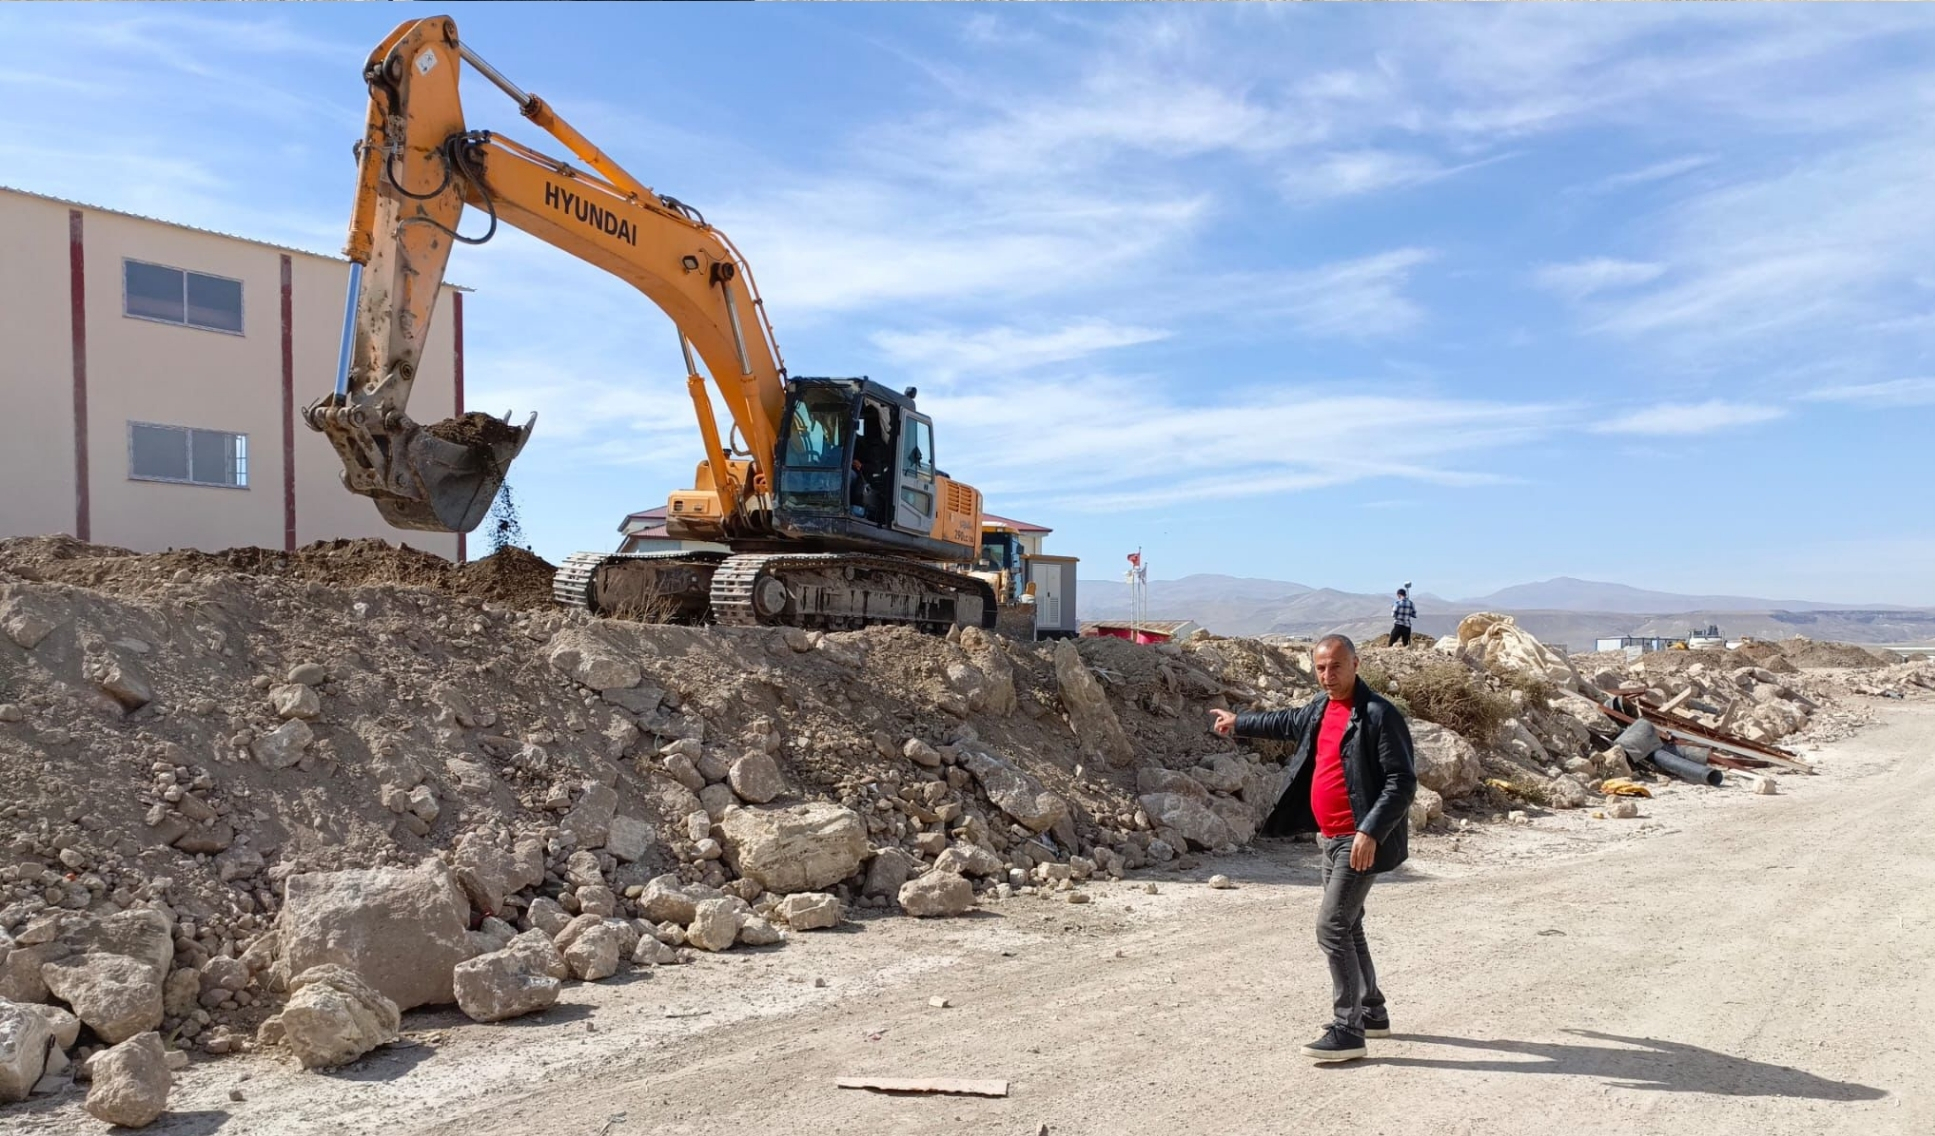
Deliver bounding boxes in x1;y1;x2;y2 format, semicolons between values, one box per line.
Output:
304;15;994;631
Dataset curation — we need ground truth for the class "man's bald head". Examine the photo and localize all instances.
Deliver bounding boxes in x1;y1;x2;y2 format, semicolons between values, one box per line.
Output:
1316;634;1357;659
1313;635;1359;701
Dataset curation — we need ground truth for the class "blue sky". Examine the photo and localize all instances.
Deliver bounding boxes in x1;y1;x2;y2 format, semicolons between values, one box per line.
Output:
4;3;1932;604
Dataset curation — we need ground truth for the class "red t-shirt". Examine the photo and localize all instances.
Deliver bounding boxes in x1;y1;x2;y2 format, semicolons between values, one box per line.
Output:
1311;698;1357;838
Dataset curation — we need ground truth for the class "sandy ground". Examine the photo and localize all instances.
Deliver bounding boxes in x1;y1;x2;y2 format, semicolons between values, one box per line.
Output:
10;699;1931;1136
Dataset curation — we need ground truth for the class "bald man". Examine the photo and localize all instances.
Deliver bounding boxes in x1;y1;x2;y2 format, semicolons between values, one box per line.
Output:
1210;634;1417;1062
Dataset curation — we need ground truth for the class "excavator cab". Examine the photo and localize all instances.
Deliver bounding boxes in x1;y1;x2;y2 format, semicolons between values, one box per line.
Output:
771;378;952;559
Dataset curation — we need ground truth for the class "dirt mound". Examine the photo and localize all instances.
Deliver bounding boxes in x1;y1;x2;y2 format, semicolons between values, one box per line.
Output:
0;536;557;611
454;546;559;608
1777;638;1893;669
425;411;522;447
0;542;1327;1064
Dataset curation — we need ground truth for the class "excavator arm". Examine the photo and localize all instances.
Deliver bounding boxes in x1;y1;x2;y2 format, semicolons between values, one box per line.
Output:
305;14;789;533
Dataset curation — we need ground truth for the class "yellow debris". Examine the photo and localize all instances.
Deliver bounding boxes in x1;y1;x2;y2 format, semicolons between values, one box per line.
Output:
1599;778;1653;798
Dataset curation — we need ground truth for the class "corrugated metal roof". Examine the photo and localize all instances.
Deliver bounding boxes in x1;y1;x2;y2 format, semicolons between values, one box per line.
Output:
0;184;474;291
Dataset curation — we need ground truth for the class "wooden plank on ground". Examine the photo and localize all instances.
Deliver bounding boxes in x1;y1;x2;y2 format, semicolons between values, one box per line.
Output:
836;1077;1010;1098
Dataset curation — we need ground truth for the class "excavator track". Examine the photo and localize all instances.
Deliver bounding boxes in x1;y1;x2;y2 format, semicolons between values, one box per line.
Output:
554;550;993;633
708;553;994;632
553;550;728;622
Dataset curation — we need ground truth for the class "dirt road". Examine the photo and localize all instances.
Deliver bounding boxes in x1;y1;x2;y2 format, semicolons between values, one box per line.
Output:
16;702;1932;1136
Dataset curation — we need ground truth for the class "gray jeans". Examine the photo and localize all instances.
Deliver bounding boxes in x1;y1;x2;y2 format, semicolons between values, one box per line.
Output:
1317;834;1387;1034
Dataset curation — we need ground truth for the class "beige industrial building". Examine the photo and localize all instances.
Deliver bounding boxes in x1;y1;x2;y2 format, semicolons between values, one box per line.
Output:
0;186;466;560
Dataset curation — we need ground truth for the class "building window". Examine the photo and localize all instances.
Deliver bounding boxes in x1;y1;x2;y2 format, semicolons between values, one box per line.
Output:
128;423;249;488
123;260;244;334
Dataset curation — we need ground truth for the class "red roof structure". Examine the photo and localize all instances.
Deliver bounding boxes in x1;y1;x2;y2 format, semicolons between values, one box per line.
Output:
982;512;1051;534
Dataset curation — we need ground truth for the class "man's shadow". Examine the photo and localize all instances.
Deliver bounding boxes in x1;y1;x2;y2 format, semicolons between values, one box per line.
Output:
1370;1030;1884;1101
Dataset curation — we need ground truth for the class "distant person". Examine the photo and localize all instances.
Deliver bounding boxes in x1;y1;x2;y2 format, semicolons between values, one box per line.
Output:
1390;587;1416;647
1208;634;1417;1063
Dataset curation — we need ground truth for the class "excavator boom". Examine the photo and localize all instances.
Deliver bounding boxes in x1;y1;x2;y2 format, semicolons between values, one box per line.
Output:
308;15;994;632
306;14;784;533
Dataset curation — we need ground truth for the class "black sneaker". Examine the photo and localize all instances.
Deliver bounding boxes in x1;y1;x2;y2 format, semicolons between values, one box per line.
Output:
1362;1013;1391;1038
1300;1025;1367;1062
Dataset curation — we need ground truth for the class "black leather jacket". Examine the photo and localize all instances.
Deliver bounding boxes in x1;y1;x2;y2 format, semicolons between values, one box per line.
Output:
1233;676;1417;873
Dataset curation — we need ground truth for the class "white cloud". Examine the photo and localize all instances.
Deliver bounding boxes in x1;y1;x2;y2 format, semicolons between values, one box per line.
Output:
925;375;1560;513
1534;258;1667;300
871;320;1169;379
1591;400;1787;436
1586;154;1716;192
1234;249;1436;337
1568;129;1935;356
1798;378;1935;407
1280;149;1507;203
720;182;1209;318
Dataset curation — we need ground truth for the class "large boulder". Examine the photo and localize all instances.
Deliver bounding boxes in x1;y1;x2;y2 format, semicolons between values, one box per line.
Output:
505;930;570;981
1409;785;1444;830
727;752;785;804
43;909;175;976
775;893;842;931
685;899;740;952
956;743;1069;834
1190;754;1249;794
1409;721;1483;800
605;815;654;863
1437;612;1581;692
545;627;642;691
1136;767;1210;802
563;923;624;980
638;875;704;925
1546;775;1592;810
40;954;163;1044
717;803;869;894
933;843;1004;878
278;862;472;1011
82;1031;170;1128
26;1003;79;1050
1054;641;1135;767
560;782;619;850
863;847;916;898
0;1000;53;1102
1137;792;1232;851
270;965;400;1070
459;953;563;1021
0;595;60;650
1551;691;1618;735
899;871;975;918
1208;798;1259;847
0;944;63;1005
967;638;1019;717
252;719;315;769
451;831;543;915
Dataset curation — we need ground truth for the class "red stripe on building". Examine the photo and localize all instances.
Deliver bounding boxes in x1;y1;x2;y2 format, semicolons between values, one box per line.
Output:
68;210;90;542
453;290;467;563
280;255;297;552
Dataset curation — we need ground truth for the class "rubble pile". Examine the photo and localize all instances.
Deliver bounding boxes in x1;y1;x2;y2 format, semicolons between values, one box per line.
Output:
0;542;1922;1122
1843;659;1935;700
0;537;1318;1106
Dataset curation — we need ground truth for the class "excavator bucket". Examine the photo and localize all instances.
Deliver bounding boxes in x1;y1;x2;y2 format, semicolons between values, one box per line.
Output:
376;412;535;532
308;402;536;533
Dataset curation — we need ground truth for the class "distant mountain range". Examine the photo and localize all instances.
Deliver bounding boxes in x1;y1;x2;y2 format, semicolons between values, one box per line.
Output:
1468;577;1895;615
1078;574;1935;647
